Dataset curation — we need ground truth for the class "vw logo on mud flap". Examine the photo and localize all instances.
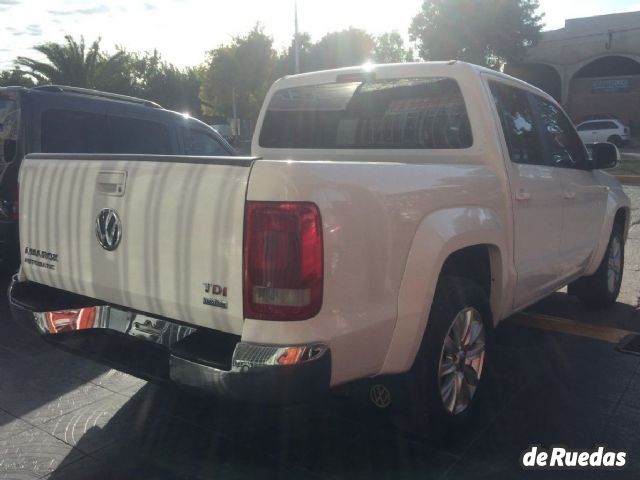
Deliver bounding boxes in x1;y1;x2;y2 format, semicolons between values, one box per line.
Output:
370;384;392;409
95;208;122;251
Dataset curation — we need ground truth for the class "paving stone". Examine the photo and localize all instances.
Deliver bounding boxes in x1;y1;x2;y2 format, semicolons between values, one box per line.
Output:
89;369;146;394
0;427;83;478
0;410;32;442
40;386;176;456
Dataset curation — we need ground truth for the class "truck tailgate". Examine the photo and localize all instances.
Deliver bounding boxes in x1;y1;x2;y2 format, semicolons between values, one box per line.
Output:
19;154;253;335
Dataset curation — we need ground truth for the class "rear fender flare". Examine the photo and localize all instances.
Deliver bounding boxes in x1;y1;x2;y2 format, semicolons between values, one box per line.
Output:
380;206;507;374
585;192;630;275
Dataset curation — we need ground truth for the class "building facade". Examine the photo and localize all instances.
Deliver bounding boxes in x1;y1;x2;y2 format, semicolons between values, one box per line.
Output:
505;11;640;133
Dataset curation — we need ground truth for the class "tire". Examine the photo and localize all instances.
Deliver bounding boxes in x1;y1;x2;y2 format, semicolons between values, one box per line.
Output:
607;135;623;147
569;225;624;309
407;276;492;439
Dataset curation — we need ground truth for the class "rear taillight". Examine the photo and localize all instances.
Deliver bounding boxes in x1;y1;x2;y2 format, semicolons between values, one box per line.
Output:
244;201;323;320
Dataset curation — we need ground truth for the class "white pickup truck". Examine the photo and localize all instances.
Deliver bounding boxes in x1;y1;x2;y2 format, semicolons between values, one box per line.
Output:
9;62;630;433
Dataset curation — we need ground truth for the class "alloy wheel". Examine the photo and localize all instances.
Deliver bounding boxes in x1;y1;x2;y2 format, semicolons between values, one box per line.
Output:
438;307;486;415
607;235;622;294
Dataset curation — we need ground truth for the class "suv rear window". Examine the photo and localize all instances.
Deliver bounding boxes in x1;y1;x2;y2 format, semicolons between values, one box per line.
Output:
259;77;472;149
42;110;173;155
42;110;109;153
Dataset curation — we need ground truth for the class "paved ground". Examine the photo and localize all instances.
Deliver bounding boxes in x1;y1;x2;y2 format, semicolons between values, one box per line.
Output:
0;186;639;479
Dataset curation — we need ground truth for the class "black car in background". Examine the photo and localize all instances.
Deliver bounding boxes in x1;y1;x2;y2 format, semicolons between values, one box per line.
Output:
0;85;235;268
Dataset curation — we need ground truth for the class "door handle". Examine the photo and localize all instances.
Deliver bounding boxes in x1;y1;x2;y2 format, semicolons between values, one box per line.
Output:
515;189;530;201
97;171;127;196
564;190;576;200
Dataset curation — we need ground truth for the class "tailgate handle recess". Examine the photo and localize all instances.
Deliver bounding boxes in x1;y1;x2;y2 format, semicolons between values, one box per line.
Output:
97;171;127;196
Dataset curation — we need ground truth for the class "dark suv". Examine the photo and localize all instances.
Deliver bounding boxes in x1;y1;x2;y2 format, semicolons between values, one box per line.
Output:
0;85;235;268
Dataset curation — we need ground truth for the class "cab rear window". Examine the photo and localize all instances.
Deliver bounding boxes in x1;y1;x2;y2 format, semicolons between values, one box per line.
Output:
259;77;473;149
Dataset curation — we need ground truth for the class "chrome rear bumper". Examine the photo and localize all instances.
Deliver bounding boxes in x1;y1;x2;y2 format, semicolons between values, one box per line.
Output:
8;276;331;404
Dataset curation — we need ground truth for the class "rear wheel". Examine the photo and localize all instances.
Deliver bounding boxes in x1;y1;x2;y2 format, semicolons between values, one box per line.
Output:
607;135;623;147
409;276;491;438
569;226;624;308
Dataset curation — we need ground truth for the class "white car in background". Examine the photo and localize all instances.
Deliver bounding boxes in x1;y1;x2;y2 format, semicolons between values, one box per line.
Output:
576;119;630;147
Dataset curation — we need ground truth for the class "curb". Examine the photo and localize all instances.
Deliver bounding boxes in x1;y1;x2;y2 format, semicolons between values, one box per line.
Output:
614;175;640;185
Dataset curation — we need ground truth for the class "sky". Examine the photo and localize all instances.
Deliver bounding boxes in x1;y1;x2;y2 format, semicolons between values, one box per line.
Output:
2;0;640;70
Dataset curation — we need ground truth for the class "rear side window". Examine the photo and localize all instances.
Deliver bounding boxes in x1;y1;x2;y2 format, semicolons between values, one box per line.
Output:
41;109;108;153
108;116;171;154
259;77;472;149
489;82;544;165
577;122;595;132
581;121;617;130
184;128;228;156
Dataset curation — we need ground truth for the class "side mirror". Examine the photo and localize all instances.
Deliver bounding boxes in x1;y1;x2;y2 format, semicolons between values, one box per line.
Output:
591;142;619;169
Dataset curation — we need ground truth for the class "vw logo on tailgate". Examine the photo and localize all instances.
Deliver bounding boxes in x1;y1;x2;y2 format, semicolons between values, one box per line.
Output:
95;208;122;251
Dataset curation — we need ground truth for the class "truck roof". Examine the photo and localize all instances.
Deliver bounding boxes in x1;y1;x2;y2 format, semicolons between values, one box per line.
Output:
272;60;552;101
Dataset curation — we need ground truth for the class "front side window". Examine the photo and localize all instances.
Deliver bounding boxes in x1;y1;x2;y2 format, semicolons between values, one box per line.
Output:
108;116;172;155
531;95;588;169
41;109;108;153
184;128;229;156
260;77;472;149
489;82;543;165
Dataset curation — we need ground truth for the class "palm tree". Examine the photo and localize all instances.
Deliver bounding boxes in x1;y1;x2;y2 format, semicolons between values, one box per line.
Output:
16;35;130;91
0;68;35;87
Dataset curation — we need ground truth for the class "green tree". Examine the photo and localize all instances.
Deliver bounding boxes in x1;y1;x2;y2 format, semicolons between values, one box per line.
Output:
143;65;202;116
200;25;277;122
374;32;414;63
276;29;414;78
409;0;543;68
118;49;202;115
306;28;375;71
0;68;36;87
273;32;313;78
16;35;130;90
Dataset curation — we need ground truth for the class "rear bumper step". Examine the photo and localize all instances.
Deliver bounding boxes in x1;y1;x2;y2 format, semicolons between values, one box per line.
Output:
8;276;331;404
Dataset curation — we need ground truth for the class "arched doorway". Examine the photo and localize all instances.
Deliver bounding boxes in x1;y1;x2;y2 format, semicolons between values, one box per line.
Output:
568;55;640;132
573;55;640;78
504;63;562;102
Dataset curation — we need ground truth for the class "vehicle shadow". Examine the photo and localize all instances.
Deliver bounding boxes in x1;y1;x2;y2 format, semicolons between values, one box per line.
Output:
5;267;638;479
0;269;110;428
46;318;640;480
46;382;466;479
